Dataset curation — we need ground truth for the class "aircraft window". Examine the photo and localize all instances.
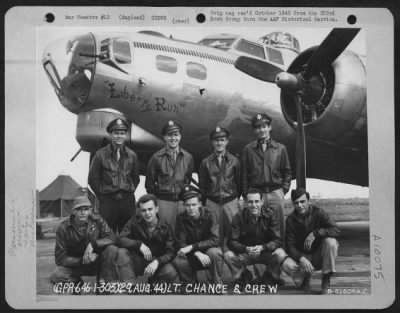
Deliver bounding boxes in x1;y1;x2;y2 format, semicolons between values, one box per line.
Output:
156;55;178;73
186;62;207;80
266;47;283;65
235;39;266;60
43;60;61;90
293;37;300;51
113;41;131;64
199;38;236;50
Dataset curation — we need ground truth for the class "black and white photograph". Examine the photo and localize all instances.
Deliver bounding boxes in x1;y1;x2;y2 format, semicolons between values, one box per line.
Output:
4;6;395;310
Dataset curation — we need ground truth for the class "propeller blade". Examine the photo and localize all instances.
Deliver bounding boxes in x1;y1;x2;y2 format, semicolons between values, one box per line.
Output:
295;93;306;189
234;56;283;83
303;28;360;80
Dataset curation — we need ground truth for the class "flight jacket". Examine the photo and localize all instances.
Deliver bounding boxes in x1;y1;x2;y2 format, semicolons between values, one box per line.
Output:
175;207;219;252
285;205;340;261
88;143;140;196
228;206;282;254
145;147;194;201
118;215;176;265
241;139;292;196
54;214;116;267
198;151;241;204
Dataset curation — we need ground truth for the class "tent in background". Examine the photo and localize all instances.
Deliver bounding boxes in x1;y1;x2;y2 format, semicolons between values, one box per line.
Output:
39;175;93;217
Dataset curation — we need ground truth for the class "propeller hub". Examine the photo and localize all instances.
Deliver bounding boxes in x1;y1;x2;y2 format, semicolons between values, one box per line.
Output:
275;72;300;92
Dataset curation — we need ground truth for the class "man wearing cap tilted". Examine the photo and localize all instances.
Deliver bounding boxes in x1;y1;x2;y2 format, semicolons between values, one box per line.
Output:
50;196;118;292
198;126;240;249
241;113;292;242
145;120;194;232
172;186;224;286
281;187;340;294
88;117;140;233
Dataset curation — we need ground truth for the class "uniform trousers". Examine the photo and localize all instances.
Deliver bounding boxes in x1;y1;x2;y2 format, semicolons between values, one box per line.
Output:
49;245;119;284
115;248;179;283
205;199;240;249
281;238;339;286
99;193;135;233
224;249;282;282
263;189;286;244
157;199;185;234
172;247;224;284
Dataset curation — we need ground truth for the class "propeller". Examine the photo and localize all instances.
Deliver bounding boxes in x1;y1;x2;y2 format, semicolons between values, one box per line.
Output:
234;55;284;83
234;28;360;188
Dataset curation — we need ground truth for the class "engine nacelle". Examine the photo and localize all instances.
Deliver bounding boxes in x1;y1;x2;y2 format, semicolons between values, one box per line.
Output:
76;110;164;153
76;110;131;152
281;48;366;142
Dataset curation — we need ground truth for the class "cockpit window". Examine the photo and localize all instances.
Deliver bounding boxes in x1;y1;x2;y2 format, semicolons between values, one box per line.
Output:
156;55;178;73
234;39;266;60
266;47;283;65
186;62;207;80
198;38;236;50
113;41;131;64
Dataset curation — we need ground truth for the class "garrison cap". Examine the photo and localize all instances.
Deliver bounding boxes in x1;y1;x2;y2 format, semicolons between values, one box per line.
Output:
162;120;182;136
251;113;272;128
71;196;92;210
180;185;201;202
209;126;230;140
291;187;310;202
106;118;129;133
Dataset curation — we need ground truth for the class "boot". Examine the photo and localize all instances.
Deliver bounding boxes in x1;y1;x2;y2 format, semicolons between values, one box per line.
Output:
232;267;253;292
260;270;285;286
321;272;332;294
300;274;311;292
241;267;253;286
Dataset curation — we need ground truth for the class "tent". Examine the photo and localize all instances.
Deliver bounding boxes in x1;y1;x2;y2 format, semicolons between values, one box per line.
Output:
39;175;93;217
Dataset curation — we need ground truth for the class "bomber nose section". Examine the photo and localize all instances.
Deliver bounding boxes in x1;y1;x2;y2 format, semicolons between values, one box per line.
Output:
42;33;96;113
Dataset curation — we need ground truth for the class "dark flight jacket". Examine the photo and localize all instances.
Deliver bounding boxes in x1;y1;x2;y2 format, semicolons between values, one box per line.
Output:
175;207;219;252
198;151;241;204
241;139;292;196
54;214;116;267
118;216;176;265
228;207;282;254
88;144;140;195
285;205;340;261
145;147;194;201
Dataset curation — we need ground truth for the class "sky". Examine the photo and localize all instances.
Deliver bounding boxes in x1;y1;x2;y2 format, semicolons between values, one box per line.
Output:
36;26;369;198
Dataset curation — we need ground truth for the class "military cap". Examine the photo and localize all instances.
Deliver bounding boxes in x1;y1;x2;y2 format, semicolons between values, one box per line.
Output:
106;118;129;133
180;185;201;202
209;126;230;140
162;120;182;136
251;113;272;128
71;196;92;210
291;187;310;202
